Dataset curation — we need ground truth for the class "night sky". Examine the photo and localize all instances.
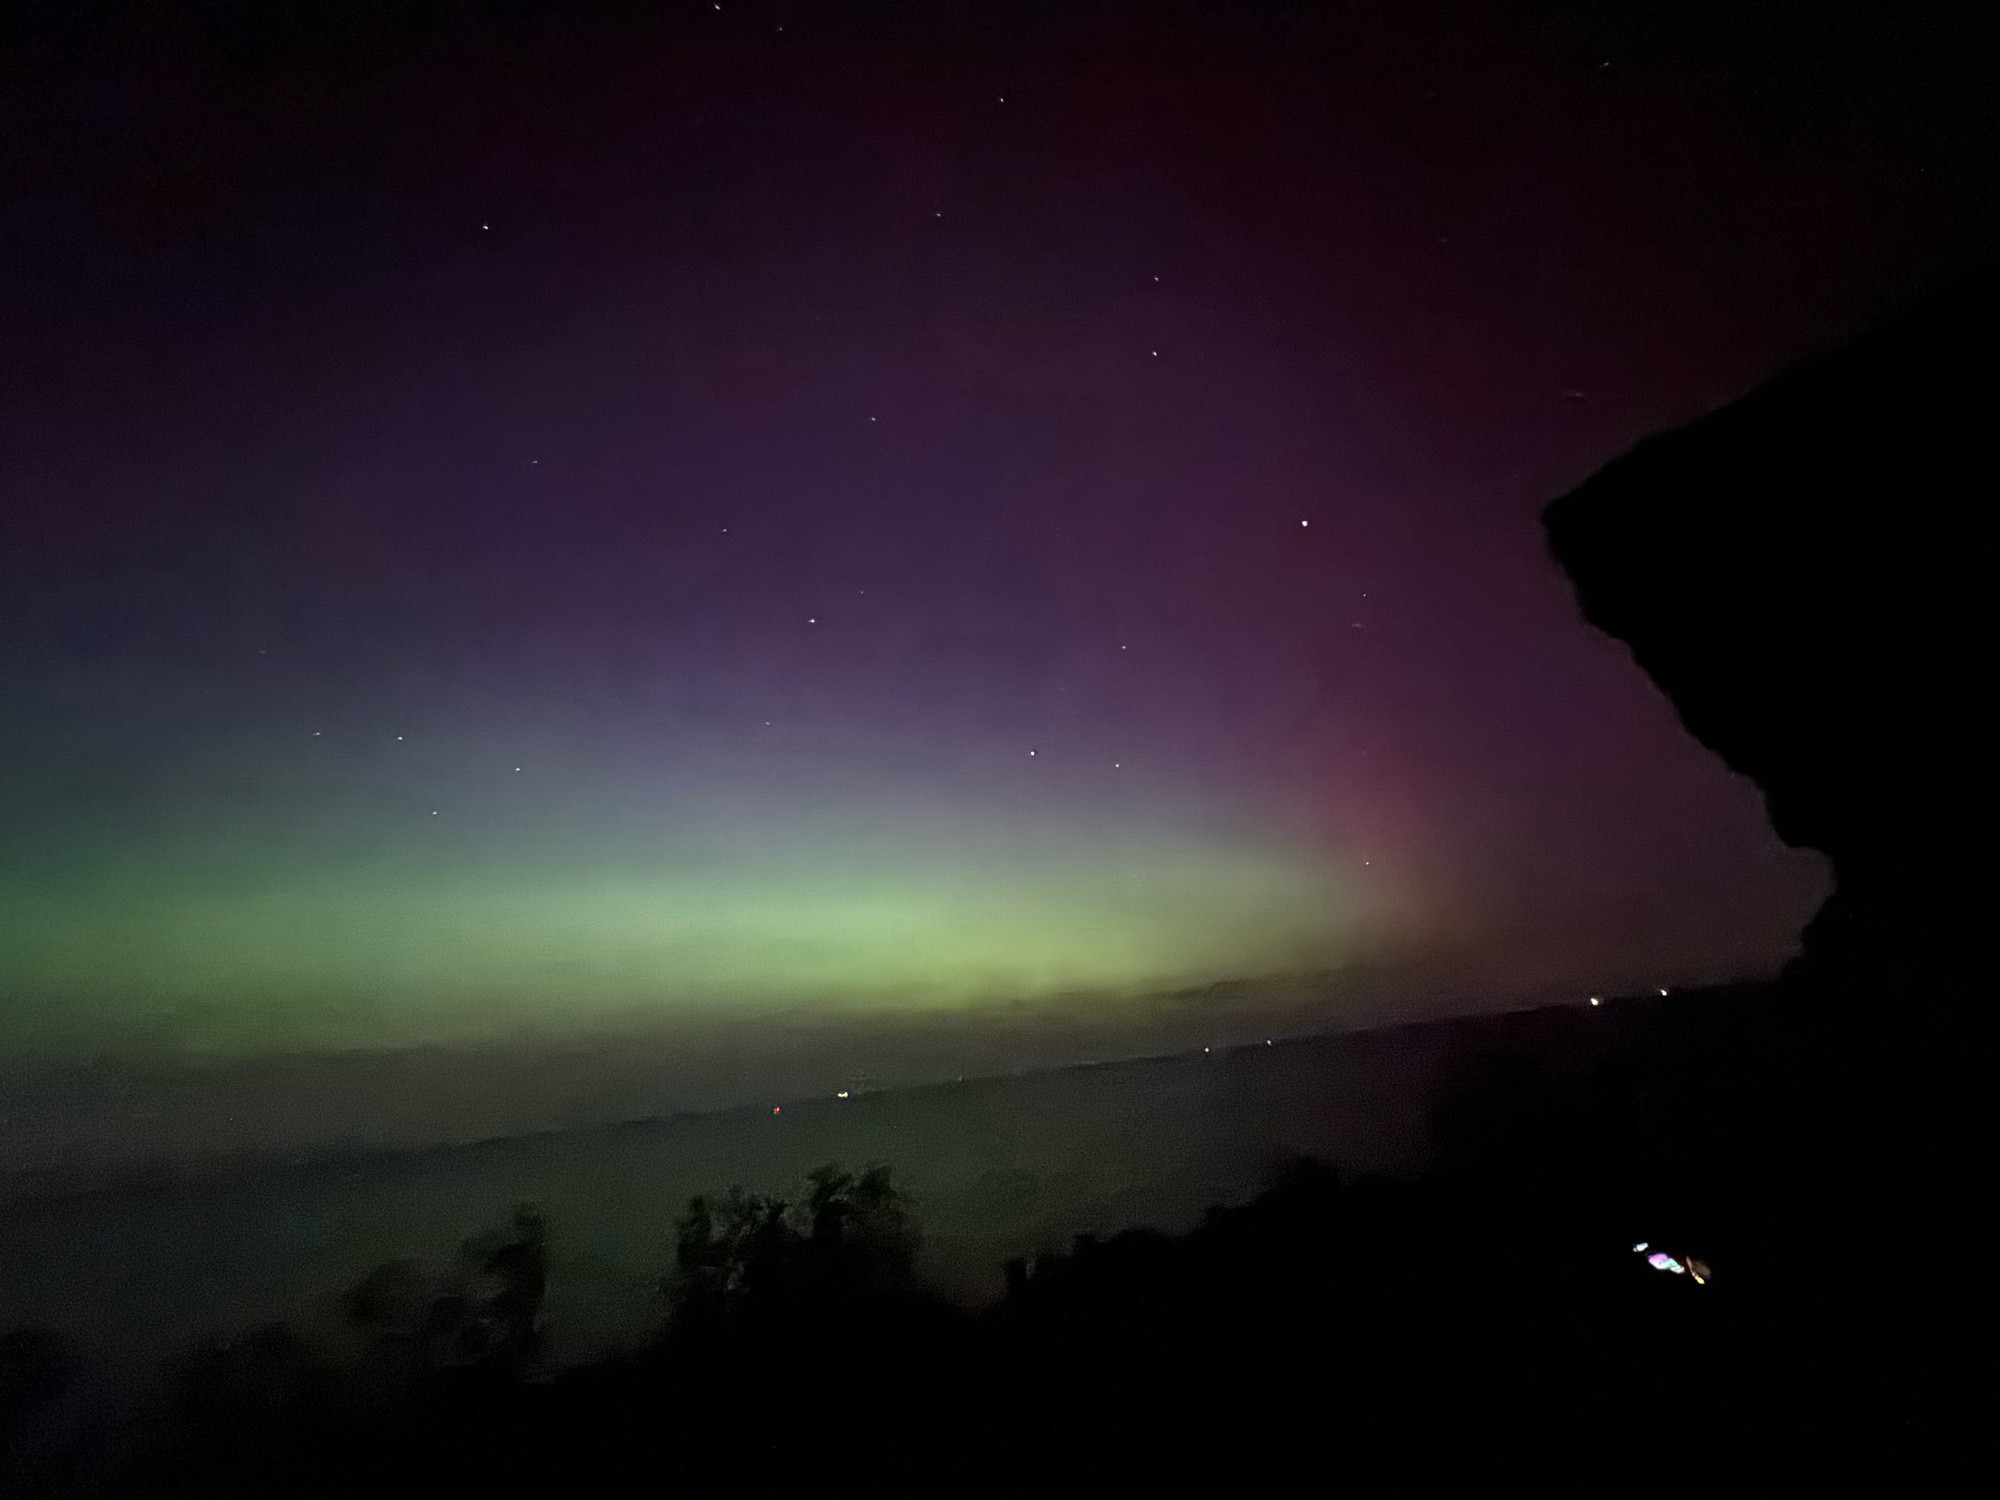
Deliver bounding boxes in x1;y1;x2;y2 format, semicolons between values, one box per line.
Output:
1;1;1989;1153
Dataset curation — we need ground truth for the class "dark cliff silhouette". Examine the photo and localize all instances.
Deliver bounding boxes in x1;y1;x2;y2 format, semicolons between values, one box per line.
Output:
1544;271;1998;1468
1544;275;1994;1003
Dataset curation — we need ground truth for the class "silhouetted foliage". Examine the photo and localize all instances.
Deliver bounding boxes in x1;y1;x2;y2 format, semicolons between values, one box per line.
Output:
659;1164;925;1359
459;1204;550;1369
41;1116;1989;1498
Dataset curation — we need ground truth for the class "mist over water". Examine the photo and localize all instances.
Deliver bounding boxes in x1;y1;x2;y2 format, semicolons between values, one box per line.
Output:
1;1026;1473;1390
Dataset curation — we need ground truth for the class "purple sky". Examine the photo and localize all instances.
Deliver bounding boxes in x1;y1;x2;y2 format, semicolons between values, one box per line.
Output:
1;1;1989;1156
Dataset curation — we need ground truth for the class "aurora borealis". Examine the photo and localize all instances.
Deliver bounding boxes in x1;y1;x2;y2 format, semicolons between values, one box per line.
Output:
4;0;1981;1159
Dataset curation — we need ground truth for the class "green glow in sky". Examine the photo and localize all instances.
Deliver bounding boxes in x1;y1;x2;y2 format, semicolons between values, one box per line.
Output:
0;824;1374;1057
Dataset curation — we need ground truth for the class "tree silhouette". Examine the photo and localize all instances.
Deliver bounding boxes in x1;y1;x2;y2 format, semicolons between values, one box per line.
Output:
660;1164;920;1336
338;1207;551;1377
462;1205;549;1370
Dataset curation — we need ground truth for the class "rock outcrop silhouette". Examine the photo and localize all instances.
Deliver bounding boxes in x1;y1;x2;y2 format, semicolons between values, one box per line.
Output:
1544;277;1997;1463
1545;275;1995;1012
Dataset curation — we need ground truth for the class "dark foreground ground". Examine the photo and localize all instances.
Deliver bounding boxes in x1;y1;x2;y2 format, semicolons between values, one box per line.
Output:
5;970;1992;1495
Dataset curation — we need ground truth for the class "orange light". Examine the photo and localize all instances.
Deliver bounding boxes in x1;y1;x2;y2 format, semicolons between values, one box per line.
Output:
772;1106;781;1115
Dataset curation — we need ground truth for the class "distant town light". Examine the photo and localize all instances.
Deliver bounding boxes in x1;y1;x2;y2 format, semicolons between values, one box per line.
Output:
1646;1252;1686;1275
1632;1241;1649;1253
835;1091;849;1099
771;1106;781;1115
1589;996;1601;1006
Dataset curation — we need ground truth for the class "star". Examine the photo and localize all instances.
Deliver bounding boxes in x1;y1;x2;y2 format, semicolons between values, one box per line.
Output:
1300;519;1309;527
808;617;817;624
1028;749;1036;757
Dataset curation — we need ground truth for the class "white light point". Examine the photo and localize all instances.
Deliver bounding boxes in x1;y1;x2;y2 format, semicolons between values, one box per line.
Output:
1589;996;1601;1006
1658;987;1669;996
836;1091;849;1099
